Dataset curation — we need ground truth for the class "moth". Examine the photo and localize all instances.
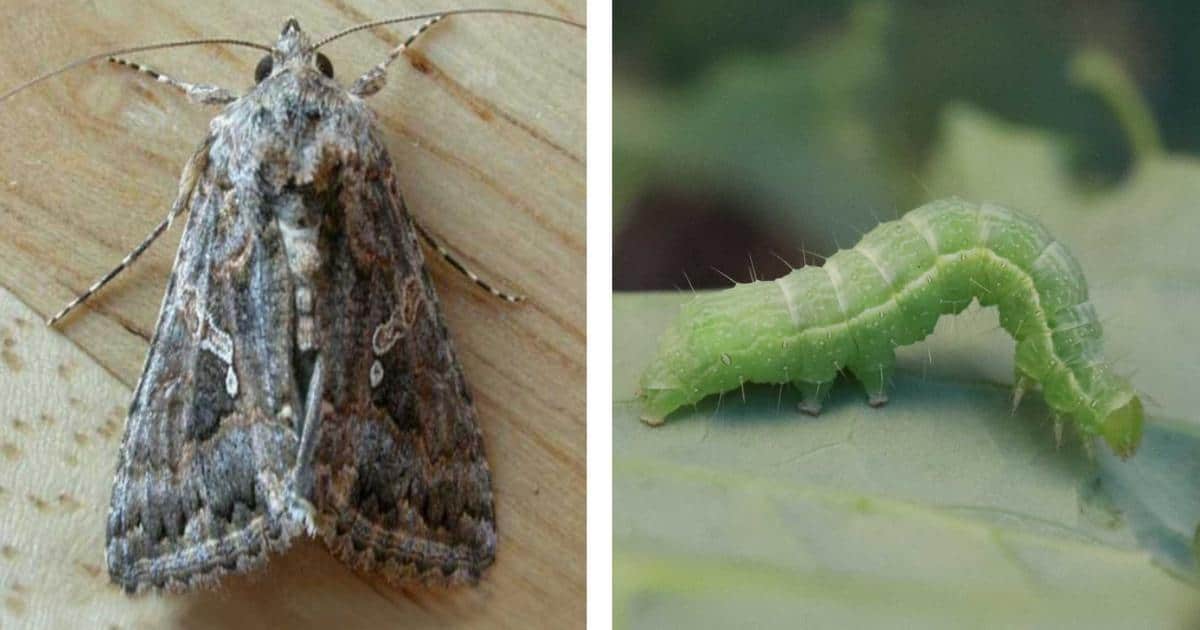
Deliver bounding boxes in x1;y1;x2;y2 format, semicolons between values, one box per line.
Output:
2;9;582;593
638;199;1144;457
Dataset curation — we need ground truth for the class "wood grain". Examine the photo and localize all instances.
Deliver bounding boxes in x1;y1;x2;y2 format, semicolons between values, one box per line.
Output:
0;1;584;628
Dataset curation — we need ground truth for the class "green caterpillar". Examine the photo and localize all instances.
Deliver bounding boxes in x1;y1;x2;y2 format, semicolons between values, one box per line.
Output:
638;199;1143;457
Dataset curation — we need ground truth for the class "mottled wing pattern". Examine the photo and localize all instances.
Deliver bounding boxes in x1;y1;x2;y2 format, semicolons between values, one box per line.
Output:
311;133;496;585
106;138;305;593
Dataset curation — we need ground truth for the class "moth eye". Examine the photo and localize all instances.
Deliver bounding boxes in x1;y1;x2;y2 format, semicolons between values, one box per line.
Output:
254;55;274;83
316;52;334;79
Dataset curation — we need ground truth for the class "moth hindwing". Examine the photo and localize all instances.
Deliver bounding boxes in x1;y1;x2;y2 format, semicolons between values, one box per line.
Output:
88;16;516;593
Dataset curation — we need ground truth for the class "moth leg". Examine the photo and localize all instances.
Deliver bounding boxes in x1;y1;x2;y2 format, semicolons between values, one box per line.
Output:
793;379;833;416
350;15;445;97
412;218;525;303
47;135;211;326
107;56;237;105
848;356;895;408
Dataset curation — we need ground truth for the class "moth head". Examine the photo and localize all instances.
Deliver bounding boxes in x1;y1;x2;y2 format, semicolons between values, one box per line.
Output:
255;17;335;84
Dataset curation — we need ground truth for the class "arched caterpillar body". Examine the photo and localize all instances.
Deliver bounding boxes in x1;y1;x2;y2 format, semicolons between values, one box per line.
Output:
638;199;1143;457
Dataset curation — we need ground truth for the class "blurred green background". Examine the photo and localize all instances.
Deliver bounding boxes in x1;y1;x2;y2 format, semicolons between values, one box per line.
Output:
614;0;1200;289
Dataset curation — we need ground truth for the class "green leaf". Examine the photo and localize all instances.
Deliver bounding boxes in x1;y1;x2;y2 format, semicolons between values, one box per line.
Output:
616;294;1199;628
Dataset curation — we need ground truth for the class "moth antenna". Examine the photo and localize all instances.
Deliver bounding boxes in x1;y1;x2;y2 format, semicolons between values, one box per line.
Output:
776;383;784;412
0;38;270;105
681;270;696;295
710;266;738;287
313;8;585;49
747;253;758;282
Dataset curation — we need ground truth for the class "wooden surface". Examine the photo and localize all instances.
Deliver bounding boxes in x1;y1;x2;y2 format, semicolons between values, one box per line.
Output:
0;1;584;628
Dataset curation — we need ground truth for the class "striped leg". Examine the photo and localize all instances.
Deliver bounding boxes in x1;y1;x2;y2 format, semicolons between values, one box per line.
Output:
412;220;524;303
47;139;211;326
350;16;444;97
108;56;236;105
46;215;173;326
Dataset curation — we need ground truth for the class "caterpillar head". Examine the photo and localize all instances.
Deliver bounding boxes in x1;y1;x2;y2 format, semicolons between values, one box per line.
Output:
637;323;709;425
1097;391;1143;459
638;361;692;426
